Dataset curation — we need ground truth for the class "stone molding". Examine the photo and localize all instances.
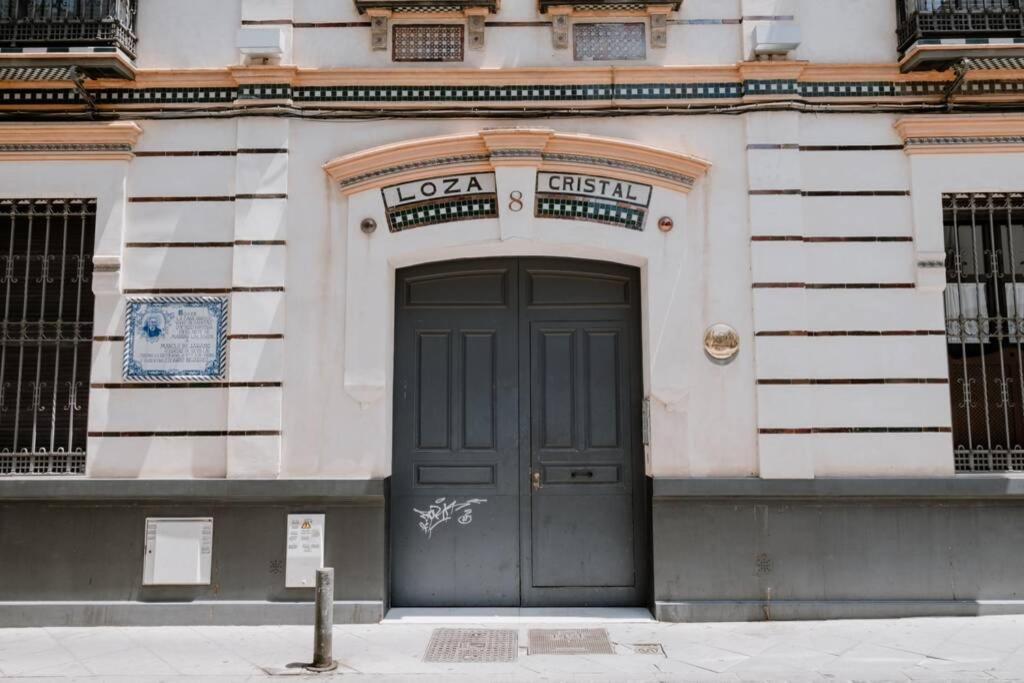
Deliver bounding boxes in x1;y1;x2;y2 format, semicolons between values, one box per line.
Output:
323;128;711;195
896;114;1024;154
0;121;142;160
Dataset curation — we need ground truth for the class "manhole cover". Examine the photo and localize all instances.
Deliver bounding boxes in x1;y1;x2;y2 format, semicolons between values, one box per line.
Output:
423;628;518;663
528;628;614;655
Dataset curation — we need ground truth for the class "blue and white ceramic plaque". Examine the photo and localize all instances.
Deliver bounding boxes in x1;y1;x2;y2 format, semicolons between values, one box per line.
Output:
123;297;228;381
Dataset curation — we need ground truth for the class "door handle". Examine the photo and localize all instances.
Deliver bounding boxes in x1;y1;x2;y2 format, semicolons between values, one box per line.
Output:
531;470;542;491
570;470;595;479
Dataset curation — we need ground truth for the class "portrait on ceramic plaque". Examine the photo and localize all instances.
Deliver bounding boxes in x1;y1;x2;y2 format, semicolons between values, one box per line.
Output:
123;297;228;381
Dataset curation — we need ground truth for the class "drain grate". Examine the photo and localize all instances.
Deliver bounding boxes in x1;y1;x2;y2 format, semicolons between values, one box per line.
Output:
632;643;666;656
528;628;615;655
423;628;518;663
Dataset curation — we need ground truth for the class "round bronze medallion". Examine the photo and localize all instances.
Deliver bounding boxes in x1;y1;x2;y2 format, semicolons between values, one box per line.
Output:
704;323;740;362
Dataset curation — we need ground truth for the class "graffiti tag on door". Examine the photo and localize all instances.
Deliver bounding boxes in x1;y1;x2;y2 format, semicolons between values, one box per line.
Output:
414;497;488;538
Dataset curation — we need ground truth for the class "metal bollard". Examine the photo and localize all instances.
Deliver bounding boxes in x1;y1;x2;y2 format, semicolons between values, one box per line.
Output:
306;567;338;672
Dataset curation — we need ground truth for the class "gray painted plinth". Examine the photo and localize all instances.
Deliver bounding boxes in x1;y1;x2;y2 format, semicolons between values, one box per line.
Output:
0;600;383;627
656;600;1024;622
653;492;1024;623
0;478;385;502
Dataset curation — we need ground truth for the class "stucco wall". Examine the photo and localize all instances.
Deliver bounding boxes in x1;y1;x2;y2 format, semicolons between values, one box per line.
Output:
0;107;986;481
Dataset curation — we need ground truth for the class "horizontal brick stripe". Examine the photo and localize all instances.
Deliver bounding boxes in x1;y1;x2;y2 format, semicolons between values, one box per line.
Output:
750;190;910;197
803;190;910;197
751;236;913;243
91;382;281;389
756;330;946;337
128;194;286;203
123;287;285;294
133;149;287;156
128;196;234;203
747;143;800;150
760;427;952;434
758;378;948;385
799;145;905;152
123;288;232;294
97;334;285;342
134;150;237;157
753;282;916;289
241;19;293;25
292;21;371;28
88;430;281;437
124;242;233;248
123;241;286;248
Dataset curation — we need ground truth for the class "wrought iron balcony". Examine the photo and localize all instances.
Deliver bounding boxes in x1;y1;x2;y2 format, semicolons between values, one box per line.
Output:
0;0;137;69
353;0;498;12
897;0;1024;70
537;0;680;11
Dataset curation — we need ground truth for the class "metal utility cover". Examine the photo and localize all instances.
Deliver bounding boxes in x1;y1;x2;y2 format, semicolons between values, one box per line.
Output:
423;628;518;663
528;628;615;655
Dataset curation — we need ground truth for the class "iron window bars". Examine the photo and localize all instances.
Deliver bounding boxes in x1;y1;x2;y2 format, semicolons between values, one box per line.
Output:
354;0;498;11
393;24;464;61
897;0;1024;55
0;0;138;59
0;199;95;476
945;192;1024;472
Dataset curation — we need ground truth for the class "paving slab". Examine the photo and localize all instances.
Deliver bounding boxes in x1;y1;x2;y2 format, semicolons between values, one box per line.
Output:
1;614;1023;681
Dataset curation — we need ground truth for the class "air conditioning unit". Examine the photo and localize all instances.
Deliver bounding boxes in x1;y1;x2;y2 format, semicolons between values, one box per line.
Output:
237;27;285;63
753;22;801;57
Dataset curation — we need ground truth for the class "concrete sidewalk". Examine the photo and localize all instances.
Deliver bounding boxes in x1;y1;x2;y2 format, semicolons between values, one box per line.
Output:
2;614;1024;681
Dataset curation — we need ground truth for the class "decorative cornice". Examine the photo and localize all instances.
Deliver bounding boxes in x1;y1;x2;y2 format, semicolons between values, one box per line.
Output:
0;122;142;160
896;115;1024;154
1;63;1023;113
324;128;710;195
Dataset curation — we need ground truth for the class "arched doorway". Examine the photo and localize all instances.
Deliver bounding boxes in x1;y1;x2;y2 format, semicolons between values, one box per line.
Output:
390;257;648;607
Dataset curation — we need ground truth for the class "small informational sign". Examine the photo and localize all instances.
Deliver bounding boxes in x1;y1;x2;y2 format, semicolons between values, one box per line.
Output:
143;517;213;586
536;172;652;207
285;513;325;588
381;173;498;232
123;297;228;381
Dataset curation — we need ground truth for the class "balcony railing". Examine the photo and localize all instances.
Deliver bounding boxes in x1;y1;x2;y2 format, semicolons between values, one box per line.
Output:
897;0;1024;55
0;0;137;59
538;0;680;10
354;0;498;12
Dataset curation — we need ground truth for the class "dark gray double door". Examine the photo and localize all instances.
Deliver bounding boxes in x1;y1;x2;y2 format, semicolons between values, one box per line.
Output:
391;257;648;607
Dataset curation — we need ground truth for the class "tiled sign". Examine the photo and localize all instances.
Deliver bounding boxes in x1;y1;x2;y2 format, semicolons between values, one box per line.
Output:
534;172;652;231
381;172;498;232
123;297;229;381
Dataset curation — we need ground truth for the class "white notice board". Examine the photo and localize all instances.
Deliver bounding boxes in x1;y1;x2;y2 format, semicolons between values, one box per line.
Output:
285;513;325;588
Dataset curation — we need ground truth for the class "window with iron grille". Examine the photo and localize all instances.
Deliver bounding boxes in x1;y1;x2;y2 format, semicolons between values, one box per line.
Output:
944;192;1024;472
392;24;464;62
0;199;95;476
573;22;646;61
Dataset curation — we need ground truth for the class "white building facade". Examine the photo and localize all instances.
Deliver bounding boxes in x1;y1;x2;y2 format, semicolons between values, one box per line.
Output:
1;0;1024;624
